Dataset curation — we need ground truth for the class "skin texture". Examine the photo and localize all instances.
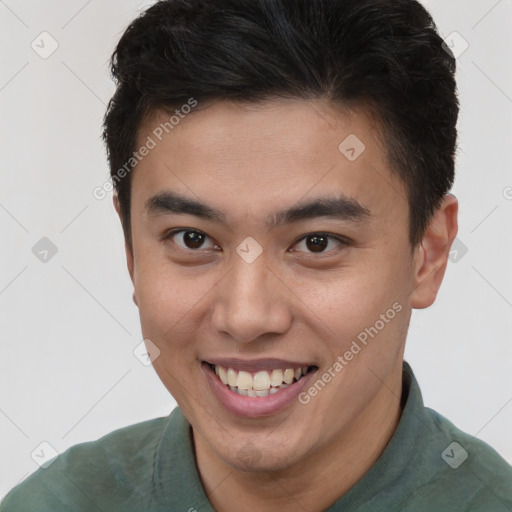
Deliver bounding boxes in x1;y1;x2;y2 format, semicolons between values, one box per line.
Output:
114;98;458;512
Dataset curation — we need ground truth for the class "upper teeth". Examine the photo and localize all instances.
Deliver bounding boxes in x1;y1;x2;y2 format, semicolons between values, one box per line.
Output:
214;365;308;393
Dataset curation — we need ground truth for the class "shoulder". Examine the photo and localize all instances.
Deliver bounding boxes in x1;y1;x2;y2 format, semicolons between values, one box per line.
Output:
0;415;171;512
413;407;512;511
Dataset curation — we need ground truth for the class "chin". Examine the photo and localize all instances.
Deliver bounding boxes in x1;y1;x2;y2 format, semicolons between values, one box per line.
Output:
218;435;306;473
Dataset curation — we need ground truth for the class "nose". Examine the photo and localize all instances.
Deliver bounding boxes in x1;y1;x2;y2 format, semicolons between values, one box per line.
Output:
211;251;292;344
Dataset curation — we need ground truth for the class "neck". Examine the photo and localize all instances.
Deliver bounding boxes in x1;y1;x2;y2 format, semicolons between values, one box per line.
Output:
194;365;404;512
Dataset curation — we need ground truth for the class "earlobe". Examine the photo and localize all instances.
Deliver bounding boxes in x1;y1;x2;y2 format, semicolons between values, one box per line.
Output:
410;194;458;309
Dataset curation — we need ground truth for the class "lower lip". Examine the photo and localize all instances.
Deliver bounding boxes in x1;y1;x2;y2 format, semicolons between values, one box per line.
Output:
201;362;317;418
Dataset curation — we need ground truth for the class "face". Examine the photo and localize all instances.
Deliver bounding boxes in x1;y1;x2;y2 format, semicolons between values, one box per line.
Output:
122;99;426;473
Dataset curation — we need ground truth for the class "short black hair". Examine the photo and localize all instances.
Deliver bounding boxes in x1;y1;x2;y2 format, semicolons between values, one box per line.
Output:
103;0;458;250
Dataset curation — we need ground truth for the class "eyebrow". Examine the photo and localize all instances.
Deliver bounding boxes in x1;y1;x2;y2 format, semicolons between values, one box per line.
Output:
145;190;371;228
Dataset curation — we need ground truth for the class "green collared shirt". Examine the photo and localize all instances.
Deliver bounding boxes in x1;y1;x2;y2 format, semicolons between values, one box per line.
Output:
2;362;512;511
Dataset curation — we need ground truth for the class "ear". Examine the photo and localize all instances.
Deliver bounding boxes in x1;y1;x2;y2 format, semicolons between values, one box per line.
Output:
410;194;458;309
113;194;137;305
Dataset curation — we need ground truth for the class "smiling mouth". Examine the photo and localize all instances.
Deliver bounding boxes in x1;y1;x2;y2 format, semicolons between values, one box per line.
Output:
205;362;318;397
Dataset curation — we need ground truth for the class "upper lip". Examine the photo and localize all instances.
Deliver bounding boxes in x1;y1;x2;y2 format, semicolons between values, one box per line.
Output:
204;358;316;372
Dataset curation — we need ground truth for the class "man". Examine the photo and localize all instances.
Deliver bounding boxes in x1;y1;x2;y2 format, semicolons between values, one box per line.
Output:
2;0;511;510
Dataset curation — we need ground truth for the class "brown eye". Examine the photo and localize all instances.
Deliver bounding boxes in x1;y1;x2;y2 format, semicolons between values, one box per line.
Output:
182;230;206;249
163;229;219;251
292;232;348;254
305;233;329;252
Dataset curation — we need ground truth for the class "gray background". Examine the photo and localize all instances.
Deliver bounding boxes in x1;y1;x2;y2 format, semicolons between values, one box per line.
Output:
1;0;511;498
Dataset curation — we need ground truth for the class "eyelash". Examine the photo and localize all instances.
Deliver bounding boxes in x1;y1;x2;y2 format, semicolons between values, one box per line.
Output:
160;228;352;255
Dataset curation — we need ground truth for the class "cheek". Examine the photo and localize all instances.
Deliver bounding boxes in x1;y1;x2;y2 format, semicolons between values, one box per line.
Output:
314;260;409;352
133;262;207;397
137;273;198;336
133;251;194;337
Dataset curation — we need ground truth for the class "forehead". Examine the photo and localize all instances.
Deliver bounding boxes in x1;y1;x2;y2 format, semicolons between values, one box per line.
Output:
131;99;408;229
138;98;384;166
